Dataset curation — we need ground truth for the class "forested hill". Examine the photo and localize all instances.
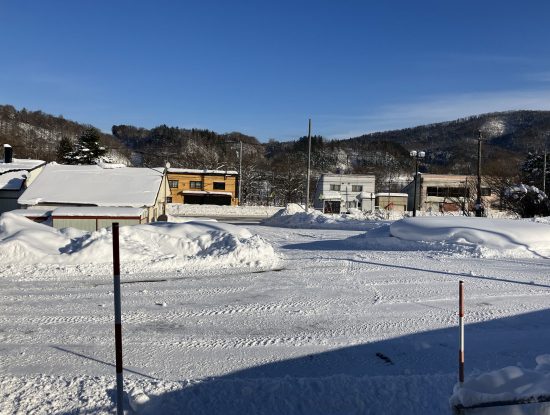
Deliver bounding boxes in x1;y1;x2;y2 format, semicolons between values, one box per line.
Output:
3;103;550;202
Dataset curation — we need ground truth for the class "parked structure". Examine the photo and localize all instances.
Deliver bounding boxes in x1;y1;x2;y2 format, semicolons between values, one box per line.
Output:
313;174;376;213
375;193;409;212
402;173;493;213
18;163;169;229
167;168;239;206
0;144;45;213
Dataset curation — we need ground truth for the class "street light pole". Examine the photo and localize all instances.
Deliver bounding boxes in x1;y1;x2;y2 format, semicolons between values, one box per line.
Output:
410;150;425;217
238;141;243;206
476;131;483;217
305;118;312;212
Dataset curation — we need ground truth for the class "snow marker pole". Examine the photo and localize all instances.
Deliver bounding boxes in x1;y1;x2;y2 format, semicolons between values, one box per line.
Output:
459;280;465;385
112;223;124;414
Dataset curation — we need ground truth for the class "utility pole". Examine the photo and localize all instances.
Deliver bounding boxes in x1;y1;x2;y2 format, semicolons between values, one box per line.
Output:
476;131;483;217
238;141;243;206
305;118;312;212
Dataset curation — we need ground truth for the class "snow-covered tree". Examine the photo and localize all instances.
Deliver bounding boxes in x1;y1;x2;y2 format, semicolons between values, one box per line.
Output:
503;184;550;218
65;127;107;164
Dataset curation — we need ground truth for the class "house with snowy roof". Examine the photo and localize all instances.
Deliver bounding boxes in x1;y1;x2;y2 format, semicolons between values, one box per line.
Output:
167;168;239;206
0;144;46;213
18;162;169;231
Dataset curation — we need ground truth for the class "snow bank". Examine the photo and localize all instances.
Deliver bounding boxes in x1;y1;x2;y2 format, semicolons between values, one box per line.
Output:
390;217;550;258
167;203;283;217
450;355;550;409
262;205;394;231
0;213;278;273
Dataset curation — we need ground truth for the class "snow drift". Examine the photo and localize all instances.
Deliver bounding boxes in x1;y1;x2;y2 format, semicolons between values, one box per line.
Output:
262;204;394;231
0;213;278;272
450;355;550;410
389;217;550;258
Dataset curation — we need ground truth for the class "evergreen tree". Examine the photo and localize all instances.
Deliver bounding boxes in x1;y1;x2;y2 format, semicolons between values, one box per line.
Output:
66;127;107;164
56;136;74;163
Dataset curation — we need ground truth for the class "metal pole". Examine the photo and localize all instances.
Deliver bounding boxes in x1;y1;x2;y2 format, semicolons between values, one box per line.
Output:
476;133;482;217
413;157;418;217
238;141;243;206
459;280;465;385
112;223;124;414
543;149;547;194
305;118;312;212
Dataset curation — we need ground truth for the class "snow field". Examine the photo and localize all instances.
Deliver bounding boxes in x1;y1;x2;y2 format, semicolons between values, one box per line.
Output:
2;215;550;413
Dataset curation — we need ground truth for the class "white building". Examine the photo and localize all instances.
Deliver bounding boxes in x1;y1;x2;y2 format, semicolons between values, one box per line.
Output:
0;144;45;213
18;163;169;230
313;174;375;213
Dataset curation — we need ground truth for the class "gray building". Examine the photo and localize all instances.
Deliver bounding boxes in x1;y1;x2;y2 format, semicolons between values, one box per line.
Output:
313;174;375;213
0;144;45;214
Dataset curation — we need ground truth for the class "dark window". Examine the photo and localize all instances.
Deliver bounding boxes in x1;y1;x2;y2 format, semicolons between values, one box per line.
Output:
168;180;179;188
427;186;469;198
351;185;363;192
213;182;226;190
166;196;173;203
329;184;341;191
427;186;438;196
190;181;203;189
481;188;491;196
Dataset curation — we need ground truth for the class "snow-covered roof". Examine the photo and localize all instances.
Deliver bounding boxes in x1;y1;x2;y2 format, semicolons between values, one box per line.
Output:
19;164;165;208
9;209;52;218
319;191;342;200
0;171;27;190
357;191;375;199
0;159;45;174
52;207;146;217
168;168;238;175
181;190;233;196
375;192;409;197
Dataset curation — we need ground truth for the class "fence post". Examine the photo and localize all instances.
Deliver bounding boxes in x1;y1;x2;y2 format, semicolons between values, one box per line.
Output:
112;223;124;414
459;280;465;385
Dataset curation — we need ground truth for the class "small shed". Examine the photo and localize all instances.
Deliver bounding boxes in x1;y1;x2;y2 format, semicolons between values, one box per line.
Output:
50;207;148;231
375;192;409;212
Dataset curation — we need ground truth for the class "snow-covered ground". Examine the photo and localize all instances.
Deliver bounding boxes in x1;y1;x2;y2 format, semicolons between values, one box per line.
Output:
2;214;550;414
167;203;283;217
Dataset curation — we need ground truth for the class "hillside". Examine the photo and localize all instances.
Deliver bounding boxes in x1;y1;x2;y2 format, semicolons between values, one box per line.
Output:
2;104;549;203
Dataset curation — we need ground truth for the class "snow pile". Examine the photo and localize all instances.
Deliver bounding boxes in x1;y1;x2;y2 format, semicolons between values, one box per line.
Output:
389;216;550;258
167;203;283;217
450;355;550;409
262;205;391;231
0;213;278;272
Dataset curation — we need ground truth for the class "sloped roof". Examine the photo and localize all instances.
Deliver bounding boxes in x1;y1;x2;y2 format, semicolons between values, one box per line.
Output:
19;164;165;207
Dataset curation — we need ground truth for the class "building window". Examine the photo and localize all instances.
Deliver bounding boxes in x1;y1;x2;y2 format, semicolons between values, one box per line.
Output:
427;186;469;198
190;181;203;189
213;182;226;190
166;196;172;203
481;188;491;196
329;184;341;191
168;180;179;188
351;185;363;192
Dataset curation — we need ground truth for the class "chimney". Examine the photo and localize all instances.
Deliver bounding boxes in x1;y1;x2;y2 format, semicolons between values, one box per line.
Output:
3;144;13;164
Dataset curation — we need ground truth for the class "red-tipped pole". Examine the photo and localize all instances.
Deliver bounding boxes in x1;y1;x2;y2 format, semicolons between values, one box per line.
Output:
113;223;124;414
459;280;465;384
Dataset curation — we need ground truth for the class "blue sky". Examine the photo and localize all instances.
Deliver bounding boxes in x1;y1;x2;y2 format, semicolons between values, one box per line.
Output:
2;1;550;141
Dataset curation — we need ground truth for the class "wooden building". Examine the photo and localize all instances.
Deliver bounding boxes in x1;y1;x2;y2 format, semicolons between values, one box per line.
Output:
167;168;239;206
